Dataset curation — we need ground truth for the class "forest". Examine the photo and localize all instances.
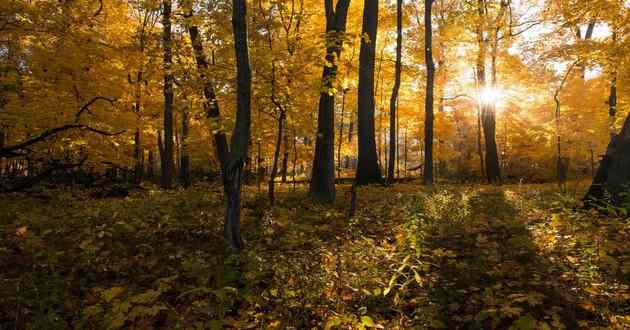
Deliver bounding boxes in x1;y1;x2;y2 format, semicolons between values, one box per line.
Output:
1;0;630;328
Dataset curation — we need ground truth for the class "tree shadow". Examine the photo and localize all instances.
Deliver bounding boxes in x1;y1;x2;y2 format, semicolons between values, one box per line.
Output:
416;188;599;329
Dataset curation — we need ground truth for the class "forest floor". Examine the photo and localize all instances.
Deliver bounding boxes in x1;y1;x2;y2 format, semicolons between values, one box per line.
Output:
1;181;630;329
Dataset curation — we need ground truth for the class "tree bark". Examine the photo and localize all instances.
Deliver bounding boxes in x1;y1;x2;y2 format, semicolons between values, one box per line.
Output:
186;16;229;168
585;112;630;207
161;0;175;189
355;0;382;185
310;0;351;202
180;106;190;187
423;0;435;185
281;132;289;183
223;0;252;253
388;0;402;184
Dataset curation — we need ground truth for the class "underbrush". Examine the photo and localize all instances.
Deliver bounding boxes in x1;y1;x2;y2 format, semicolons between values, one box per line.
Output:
1;182;629;329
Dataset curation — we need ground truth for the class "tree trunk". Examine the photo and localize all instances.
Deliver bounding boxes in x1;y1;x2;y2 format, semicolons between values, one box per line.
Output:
161;0;175;189
186;14;229;168
310;0;351;203
157;130;165;178
223;0;252;253
281;131;289;183
147;150;155;180
134;127;143;184
355;0;382;185
387;0;402;184
268;111;285;205
423;0;435;185
180;106;190;187
133;69;144;185
585;112;630;207
337;90;346;178
482;103;501;183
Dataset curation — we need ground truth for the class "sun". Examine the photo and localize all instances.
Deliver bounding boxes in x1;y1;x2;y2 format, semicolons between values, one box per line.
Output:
478;87;502;105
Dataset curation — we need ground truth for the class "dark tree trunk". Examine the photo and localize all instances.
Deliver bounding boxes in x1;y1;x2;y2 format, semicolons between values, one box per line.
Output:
355;0;382;185
310;0;351;203
187;19;229;168
482;103;501;183
147;150;155;180
268;111;285;205
337;90;346;178
161;0;175;189
585;113;630;207
133;69;144;185
477;107;485;176
423;0;435;185
223;0;252;253
388;0;402;184
281;132;289;183
180;106;190;187
134;128;143;184
0;130;5;176
157;130;165;177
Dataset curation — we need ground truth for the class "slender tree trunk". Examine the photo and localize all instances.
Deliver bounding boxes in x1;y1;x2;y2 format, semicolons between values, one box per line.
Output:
157;130;165;178
268;111;285;205
477;107;484;175
310;0;351;202
337;89;346;178
387;0;403;183
0;130;4;176
134;127;143;184
147;150;155;180
423;0;435;185
186;19;229;168
292;130;297;190
281;131;289;183
355;0;382;185
133;69;144;185
161;0;175;189
609;31;618;136
223;0;252;253
180;106;190;187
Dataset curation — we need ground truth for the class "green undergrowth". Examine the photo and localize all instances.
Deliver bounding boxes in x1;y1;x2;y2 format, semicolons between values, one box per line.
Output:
1;181;629;329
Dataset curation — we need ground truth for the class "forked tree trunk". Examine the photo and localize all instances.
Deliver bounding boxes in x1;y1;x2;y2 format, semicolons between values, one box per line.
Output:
355;0;382;185
223;0;252;253
423;0;435;185
310;0;351;203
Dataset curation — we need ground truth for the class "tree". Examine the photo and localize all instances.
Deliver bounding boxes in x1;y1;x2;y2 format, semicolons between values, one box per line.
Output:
223;0;252;253
183;2;230;168
388;0;403;183
355;0;382;185
423;0;435;185
161;0;175;188
310;0;351;202
475;0;502;184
